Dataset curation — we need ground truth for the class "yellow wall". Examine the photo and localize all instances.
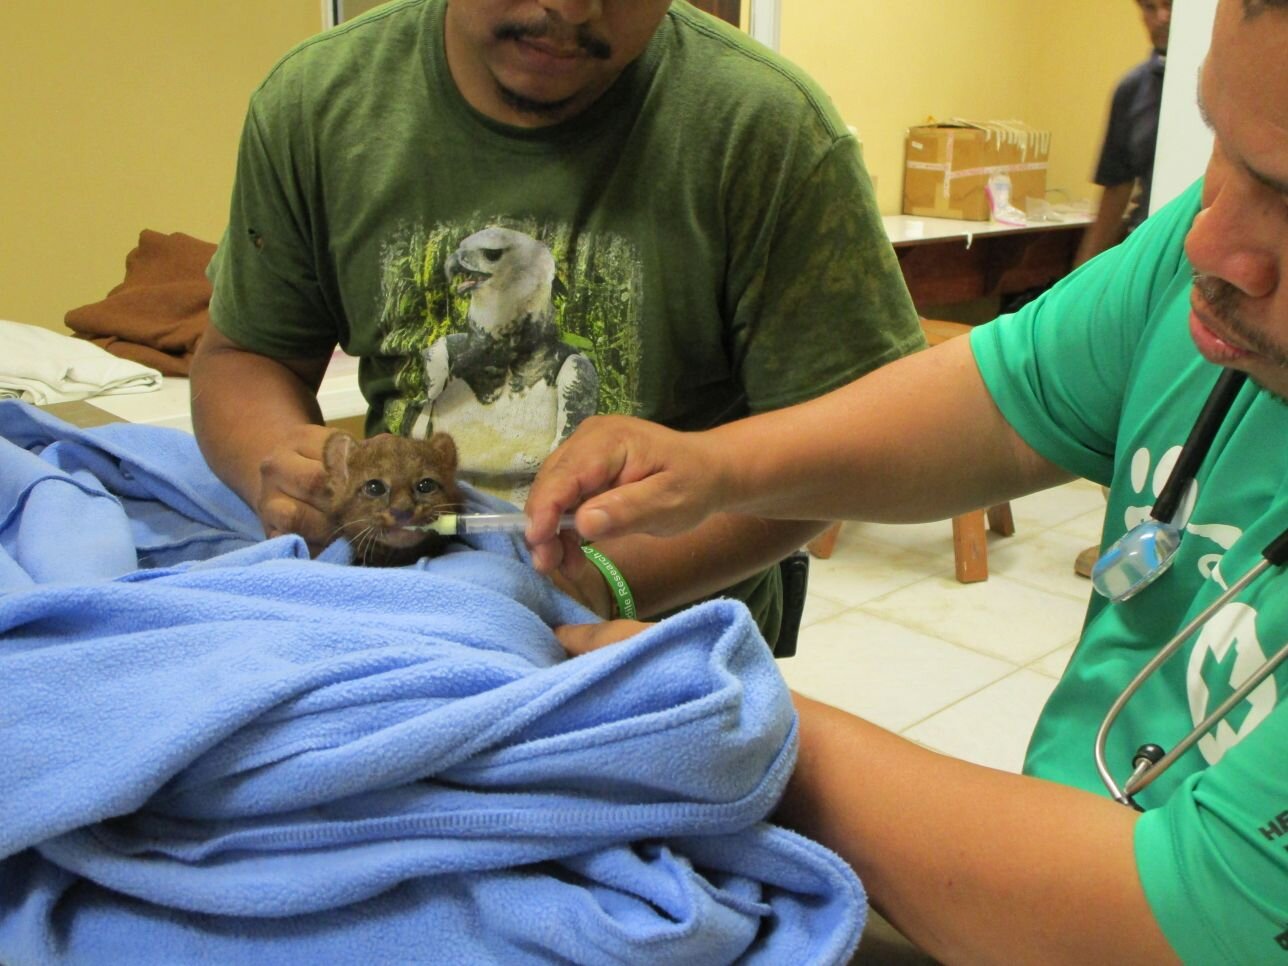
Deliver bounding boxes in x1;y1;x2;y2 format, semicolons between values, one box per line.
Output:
1;1;320;332
781;0;1149;215
4;1;1150;333
342;0;391;20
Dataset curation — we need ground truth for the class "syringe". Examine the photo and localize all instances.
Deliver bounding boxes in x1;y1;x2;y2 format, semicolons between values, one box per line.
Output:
405;512;577;536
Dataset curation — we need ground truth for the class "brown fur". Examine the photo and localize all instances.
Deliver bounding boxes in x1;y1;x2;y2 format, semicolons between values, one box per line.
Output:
322;431;462;567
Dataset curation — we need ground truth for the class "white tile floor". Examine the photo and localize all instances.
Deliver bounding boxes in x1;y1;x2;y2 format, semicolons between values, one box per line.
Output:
781;478;1107;774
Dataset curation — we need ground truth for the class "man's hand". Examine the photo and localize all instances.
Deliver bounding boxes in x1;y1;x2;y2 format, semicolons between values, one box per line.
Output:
524;414;731;577
256;423;339;554
190;325;337;550
550;563;614;620
556;620;653;656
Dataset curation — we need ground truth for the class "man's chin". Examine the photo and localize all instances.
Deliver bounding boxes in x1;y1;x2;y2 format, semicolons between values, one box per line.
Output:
1246;370;1288;407
496;82;579;119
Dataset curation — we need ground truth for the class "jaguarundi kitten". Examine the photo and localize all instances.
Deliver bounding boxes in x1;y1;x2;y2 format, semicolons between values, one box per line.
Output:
322;431;462;567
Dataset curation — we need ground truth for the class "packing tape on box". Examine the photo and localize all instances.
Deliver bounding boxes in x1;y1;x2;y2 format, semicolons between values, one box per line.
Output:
906;160;1050;199
957;120;1052;159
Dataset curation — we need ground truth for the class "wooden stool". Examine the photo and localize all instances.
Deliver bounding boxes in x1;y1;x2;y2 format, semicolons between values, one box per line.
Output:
805;318;1015;583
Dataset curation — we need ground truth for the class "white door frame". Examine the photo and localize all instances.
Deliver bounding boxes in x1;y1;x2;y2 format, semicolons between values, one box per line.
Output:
748;0;780;50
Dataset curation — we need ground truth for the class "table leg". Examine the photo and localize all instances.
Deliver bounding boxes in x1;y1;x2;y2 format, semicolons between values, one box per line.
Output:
807;522;843;560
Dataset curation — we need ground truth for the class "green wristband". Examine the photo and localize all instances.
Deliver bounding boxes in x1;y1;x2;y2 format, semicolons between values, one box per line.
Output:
580;545;637;620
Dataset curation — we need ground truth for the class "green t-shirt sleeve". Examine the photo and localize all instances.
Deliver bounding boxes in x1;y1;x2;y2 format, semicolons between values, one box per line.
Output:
969;180;1203;485
730;135;925;414
208;90;343;360
1134;702;1288;963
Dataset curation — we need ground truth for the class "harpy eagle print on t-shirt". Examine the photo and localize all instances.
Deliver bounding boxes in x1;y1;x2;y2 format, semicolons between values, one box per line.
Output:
377;220;642;506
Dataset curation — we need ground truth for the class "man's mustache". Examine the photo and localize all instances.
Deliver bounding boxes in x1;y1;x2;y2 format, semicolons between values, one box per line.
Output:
494;19;613;60
1194;272;1247;334
1194;272;1288;366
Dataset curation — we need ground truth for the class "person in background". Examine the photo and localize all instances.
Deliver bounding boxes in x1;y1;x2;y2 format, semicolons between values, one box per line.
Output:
189;0;924;651
525;0;1288;959
1075;0;1172;268
1074;0;1172;578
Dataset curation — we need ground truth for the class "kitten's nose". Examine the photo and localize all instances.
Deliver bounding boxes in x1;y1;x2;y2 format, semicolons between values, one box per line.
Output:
390;508;415;525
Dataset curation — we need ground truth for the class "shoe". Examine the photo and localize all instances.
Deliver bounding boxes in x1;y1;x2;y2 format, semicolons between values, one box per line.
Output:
1074;545;1098;579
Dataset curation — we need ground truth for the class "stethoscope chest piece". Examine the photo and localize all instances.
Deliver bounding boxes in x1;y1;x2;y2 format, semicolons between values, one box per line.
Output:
1092;519;1181;602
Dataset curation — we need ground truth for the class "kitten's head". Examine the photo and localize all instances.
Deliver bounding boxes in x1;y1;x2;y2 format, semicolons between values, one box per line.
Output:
323;431;462;566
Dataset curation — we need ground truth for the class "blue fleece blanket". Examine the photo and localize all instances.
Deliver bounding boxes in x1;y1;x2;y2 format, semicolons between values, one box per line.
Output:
0;400;865;964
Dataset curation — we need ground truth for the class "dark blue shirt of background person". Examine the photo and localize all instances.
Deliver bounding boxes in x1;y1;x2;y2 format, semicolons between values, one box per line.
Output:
1073;0;1171;270
1095;48;1166;233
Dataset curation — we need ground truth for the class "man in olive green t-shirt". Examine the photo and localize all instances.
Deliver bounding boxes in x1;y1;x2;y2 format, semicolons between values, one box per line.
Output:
191;0;922;648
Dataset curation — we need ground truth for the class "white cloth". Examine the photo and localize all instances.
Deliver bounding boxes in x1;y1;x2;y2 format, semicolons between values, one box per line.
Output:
0;319;162;404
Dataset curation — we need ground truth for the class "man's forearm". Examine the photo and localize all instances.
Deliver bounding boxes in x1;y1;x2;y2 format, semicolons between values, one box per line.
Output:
190;334;330;506
780;695;1179;964
712;338;1071;526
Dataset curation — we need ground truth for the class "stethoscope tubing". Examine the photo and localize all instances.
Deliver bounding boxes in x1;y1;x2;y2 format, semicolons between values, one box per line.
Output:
1149;369;1247;525
1095;526;1288;807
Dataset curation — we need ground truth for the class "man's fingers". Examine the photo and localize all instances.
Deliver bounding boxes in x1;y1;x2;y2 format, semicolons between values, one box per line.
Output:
262;448;331;508
556;620;652;656
260;493;331;550
255;425;336;552
528;536;562;575
574;472;702;539
527;442;628;539
526;414;717;566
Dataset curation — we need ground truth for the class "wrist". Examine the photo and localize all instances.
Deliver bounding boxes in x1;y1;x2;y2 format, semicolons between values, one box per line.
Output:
553;551;615;619
706;423;761;513
580;545;637;620
583;560;615;619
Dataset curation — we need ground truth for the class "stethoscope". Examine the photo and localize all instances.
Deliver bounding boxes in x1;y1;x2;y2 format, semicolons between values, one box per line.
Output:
1091;368;1288;810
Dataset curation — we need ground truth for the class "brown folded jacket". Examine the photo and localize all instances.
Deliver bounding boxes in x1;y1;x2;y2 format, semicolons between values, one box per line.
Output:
65;230;217;377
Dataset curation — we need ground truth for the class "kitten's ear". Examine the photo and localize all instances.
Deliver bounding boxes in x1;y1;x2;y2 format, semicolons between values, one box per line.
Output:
425;432;457;472
322;431;358;486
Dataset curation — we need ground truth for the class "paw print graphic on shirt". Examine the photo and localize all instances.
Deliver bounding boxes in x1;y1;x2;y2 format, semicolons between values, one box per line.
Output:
1123;444;1191;531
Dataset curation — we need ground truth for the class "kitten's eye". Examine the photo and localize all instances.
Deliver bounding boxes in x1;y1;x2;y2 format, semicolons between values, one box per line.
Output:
415;478;439;495
362;479;388;498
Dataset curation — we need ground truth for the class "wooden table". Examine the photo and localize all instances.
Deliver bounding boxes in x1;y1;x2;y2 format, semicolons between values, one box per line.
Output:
882;213;1091;311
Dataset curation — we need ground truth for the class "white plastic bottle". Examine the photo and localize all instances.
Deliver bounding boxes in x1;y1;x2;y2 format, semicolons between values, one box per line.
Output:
986;171;1012;218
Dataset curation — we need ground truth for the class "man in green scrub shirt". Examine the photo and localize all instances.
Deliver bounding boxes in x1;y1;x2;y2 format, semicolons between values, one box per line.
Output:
525;0;1288;960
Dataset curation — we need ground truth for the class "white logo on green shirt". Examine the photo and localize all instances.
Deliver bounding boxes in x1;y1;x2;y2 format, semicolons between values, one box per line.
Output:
1187;602;1278;764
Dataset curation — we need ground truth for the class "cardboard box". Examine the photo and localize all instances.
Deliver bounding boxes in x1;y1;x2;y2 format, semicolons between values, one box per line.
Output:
902;121;1050;221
